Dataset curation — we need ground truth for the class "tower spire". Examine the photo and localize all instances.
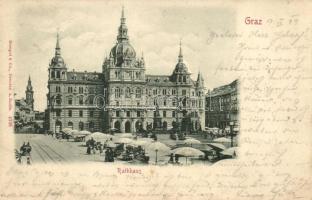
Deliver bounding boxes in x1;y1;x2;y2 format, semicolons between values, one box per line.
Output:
55;30;61;56
117;6;129;42
178;39;183;63
27;75;33;91
121;5;125;24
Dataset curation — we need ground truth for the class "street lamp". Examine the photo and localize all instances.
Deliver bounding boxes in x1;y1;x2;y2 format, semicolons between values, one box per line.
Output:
229;121;234;147
155;149;158;164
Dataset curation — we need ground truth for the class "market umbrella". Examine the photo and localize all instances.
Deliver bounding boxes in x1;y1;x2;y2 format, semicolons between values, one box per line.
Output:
184;138;201;147
62;128;72;134
86;132;114;141
116;133;133;138
213;137;231;143
207;143;226;151
68;129;79;136
188;143;212;152
106;141;117;148
132;140;151;147
79;130;91;136
115;137;134;144
221;147;238;157
172;147;204;164
147;142;170;164
62;128;73;135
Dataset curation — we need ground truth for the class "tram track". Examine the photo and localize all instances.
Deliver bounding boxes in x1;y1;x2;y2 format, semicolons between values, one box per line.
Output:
32;140;59;163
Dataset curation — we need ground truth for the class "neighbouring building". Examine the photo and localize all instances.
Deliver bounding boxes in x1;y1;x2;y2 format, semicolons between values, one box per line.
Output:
15;76;35;124
205;79;239;130
46;7;206;134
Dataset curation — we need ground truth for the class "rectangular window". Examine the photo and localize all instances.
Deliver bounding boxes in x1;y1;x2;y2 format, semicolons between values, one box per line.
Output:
116;111;120;117
56;71;60;78
68;87;73;93
68;98;72;105
182;90;186;95
68;110;72;117
56;110;61;117
56;98;61;105
90;111;94;117
137;111;141;117
163;111;166;117
79;110;83;117
56;86;61;93
172;111;175;117
89;87;95;94
127;111;130;117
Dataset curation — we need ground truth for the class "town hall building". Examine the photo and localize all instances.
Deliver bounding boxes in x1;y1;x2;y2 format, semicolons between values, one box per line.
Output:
46;8;206;133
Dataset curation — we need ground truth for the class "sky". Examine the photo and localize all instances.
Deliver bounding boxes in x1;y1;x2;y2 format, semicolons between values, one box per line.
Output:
14;1;238;111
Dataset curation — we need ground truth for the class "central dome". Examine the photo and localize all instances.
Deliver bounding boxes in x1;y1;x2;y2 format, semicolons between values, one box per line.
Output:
174;62;188;73
51;55;65;67
110;41;136;66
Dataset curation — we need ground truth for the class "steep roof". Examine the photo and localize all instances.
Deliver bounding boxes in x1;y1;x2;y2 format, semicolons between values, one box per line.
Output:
66;71;104;82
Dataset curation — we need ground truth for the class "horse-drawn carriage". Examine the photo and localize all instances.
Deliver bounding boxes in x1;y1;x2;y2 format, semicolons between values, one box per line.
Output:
15;143;32;164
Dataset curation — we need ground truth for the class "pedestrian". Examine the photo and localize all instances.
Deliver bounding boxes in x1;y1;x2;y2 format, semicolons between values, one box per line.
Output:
169;153;174;164
108;148;114;162
104;148;109;162
99;144;103;154
87;145;91;155
175;154;179;164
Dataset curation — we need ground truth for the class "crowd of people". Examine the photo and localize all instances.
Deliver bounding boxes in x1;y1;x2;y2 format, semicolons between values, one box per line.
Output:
85;137;149;163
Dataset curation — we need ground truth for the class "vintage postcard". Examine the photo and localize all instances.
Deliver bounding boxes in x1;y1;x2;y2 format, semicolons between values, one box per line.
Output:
0;0;311;199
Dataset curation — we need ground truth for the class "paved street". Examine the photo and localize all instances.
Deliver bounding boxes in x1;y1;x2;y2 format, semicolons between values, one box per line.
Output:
15;133;237;165
16;133;107;164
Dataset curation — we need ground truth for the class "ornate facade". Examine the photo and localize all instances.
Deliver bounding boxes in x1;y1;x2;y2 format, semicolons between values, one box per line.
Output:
205;79;239;130
47;8;205;133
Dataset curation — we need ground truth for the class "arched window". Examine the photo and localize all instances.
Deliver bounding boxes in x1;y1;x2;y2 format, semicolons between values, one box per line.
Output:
125;87;131;98
78;96;84;105
68;122;73;129
87;95;94;105
89;121;94;131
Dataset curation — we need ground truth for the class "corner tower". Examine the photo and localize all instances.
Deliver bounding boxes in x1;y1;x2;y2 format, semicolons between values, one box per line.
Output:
170;41;191;85
25;75;34;110
102;6;145;82
48;32;67;81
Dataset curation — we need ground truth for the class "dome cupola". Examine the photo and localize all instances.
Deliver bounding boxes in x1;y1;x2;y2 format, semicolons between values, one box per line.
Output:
50;32;66;68
109;6;137;67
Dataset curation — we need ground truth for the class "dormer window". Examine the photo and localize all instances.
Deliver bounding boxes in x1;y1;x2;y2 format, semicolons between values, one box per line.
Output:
56;71;60;78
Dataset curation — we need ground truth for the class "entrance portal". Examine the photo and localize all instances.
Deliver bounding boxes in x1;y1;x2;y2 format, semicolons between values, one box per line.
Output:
114;121;121;132
55;121;62;133
125;121;131;133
